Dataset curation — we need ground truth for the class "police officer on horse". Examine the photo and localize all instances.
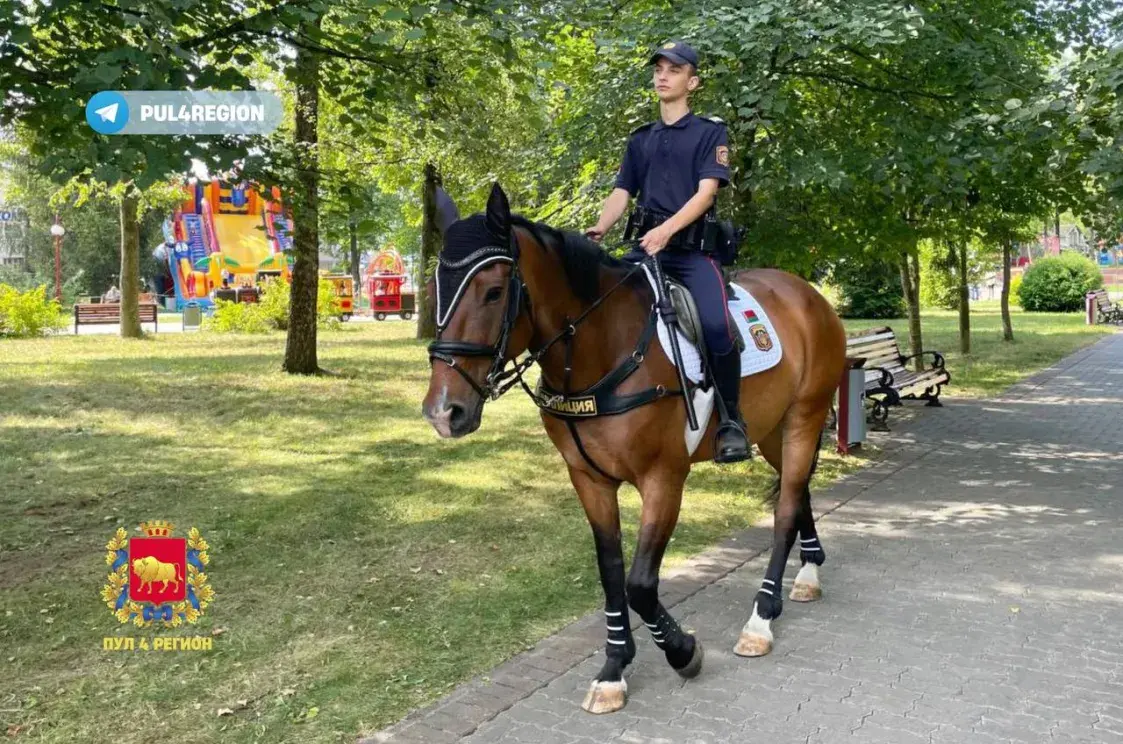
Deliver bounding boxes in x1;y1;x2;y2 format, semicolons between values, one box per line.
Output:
586;40;750;464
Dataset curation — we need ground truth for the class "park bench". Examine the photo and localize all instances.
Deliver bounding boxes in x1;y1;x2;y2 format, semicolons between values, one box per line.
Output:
845;326;951;429
73;302;158;334
1089;289;1123;324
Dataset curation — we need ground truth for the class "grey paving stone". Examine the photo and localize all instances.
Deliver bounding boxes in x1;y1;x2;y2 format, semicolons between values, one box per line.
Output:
361;333;1123;744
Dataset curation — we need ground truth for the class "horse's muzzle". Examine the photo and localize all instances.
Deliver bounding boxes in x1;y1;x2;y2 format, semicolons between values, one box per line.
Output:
423;399;480;438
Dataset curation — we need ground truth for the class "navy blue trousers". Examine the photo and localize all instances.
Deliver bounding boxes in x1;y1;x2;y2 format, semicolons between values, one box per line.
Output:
625;248;736;356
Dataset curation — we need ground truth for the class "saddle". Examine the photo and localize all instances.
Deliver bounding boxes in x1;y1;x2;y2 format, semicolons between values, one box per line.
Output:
665;278;746;360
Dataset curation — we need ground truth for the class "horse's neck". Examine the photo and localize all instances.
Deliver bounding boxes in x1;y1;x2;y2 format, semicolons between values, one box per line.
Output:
519;236;650;392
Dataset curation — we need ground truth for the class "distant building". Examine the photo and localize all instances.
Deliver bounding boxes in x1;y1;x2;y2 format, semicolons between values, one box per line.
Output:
0;206;27;266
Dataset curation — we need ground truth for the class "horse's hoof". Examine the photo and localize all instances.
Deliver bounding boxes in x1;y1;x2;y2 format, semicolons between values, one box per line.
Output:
581;679;627;714
675;638;704;679
734;632;773;657
789;582;822;602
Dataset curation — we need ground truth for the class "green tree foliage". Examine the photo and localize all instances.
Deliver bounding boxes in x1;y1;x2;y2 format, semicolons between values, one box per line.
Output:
0;0;257;336
0;143;166;302
833;256;904;319
1017;253;1103;312
920;242;960;311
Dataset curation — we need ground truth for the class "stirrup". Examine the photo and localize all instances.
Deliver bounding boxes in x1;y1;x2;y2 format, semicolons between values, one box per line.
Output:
714;419;751;464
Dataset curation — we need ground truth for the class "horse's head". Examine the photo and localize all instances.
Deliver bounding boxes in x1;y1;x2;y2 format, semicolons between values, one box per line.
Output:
422;183;532;438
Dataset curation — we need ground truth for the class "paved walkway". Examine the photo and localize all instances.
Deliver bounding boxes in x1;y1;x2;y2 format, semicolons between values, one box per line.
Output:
369;334;1123;744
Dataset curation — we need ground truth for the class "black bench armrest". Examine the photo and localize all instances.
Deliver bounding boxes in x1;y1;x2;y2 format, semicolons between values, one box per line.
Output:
865;364;895;389
901;350;945;370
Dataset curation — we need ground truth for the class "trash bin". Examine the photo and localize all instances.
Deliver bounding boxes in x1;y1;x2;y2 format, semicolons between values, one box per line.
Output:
836;363;867;455
183;302;203;332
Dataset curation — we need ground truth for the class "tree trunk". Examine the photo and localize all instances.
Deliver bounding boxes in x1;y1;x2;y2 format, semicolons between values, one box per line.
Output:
1001;239;1014;342
956;241;970;355
416;161;440;340
898;241;923;371
348;212;360;292
119;187;142;338
283;19;322;375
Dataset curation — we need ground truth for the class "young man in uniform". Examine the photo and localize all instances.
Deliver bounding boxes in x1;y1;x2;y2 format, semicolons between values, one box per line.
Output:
586;40;749;463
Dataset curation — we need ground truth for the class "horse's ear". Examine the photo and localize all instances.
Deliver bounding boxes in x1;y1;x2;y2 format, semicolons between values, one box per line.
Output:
435;187;460;237
484;182;511;239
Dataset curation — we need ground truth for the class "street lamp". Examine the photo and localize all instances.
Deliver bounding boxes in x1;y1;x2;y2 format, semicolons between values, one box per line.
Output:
50;218;65;302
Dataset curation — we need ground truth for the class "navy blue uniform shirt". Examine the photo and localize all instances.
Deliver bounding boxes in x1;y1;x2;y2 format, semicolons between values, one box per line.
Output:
614;111;730;216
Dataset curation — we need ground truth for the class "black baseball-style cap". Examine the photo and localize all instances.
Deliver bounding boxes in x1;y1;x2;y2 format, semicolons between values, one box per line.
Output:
648;40;699;69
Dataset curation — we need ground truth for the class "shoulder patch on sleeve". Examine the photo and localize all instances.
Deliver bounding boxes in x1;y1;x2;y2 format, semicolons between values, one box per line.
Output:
629;121;654;135
702;115;726;125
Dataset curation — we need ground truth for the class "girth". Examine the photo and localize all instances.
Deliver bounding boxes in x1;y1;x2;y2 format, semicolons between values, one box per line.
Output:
530;307;682;420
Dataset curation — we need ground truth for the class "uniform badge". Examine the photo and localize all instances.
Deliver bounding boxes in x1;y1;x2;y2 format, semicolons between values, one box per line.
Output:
716;145;730;166
663;42;677;49
101;521;214;628
749;323;773;352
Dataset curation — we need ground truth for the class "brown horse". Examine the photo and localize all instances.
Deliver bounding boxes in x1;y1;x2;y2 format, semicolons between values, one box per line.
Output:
422;184;847;714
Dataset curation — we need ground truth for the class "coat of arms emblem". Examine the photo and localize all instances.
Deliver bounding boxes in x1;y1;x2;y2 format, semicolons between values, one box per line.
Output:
101;521;214;628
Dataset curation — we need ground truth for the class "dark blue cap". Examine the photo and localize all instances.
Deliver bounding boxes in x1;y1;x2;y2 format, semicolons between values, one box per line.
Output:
648;40;699;69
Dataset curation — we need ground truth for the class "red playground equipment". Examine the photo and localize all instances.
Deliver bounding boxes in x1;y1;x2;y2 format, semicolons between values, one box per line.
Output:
365;248;415;321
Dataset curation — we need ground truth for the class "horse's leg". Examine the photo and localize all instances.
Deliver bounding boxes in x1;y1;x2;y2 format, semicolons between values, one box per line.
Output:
570;468;635;715
735;414;825;657
626;470;705;678
790;482;826;602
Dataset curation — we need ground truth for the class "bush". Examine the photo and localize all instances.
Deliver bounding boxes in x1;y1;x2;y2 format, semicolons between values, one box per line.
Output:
0;284;68;338
204;277;343;334
1008;273;1022;301
1016;253;1103;312
204;298;271;334
257;278;291;330
833;259;905;319
316;277;342;330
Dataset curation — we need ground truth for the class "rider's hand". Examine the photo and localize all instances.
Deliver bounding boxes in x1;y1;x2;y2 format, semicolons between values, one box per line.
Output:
584;225;607;242
640;224;673;256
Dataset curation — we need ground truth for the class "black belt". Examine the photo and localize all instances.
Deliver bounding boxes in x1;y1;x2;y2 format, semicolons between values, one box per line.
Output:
623;207;707;251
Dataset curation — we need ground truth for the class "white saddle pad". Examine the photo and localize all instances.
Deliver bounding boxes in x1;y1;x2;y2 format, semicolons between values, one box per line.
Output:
644;267;783;384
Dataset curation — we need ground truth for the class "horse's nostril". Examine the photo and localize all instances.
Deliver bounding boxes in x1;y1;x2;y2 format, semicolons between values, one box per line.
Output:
448;404;467;429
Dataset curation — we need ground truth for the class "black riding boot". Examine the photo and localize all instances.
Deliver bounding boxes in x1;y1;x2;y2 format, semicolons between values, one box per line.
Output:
710;348;751;463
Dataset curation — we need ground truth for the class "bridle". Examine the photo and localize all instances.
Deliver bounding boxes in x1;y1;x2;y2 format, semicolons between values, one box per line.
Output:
427;232;529;402
426;231;646;405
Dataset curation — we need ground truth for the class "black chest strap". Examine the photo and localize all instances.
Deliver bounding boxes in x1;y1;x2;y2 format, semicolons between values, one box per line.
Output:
530;308;682;420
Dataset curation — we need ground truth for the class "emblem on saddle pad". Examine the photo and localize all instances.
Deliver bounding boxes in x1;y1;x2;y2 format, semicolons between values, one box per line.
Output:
742;310;773;352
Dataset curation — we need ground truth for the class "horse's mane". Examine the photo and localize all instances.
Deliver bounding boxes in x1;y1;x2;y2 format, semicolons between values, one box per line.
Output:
510;214;638;303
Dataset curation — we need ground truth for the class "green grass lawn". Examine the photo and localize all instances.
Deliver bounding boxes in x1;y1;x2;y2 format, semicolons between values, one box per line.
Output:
843;301;1114;397
0;303;1110;743
0;323;858;743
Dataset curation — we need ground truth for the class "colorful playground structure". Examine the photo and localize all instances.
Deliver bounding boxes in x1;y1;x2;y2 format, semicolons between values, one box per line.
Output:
365;248;415;321
160;181;292;311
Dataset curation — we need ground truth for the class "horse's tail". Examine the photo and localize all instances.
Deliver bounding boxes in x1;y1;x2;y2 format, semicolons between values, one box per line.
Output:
762;431;824;506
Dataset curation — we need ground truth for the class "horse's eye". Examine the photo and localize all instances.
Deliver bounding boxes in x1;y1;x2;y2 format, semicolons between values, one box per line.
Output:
484;287;503;304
